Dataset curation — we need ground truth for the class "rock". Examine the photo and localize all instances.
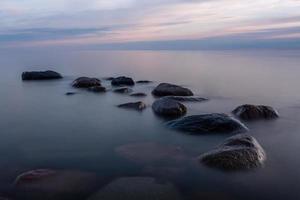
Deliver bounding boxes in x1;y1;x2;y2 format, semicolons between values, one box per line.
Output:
130;93;147;97
165;96;208;102
111;76;135;86
14;169;99;200
88;86;106;93
232;104;279;120
167;114;248;134
65;92;76;96
152;83;193;97
118;102;147;111
22;70;62;80
113;87;133;94
199;134;266;170
136;80;152;84
72;77;101;88
115;142;187;165
87;177;182;200
152;97;187;117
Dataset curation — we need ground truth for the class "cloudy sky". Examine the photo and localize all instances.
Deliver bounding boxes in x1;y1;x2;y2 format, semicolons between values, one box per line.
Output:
1;0;300;49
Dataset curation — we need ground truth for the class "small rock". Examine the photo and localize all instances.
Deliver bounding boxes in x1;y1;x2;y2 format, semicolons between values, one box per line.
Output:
167;114;248;134
136;80;152;84
22;70;62;80
152;97;187;117
199;134;266;170
152;83;193;97
113;87;133;94
72;77;101;88
111;76;135;86
165;96;208;102
88;86;106;93
65;92;76;96
118;102;146;111
232;104;279;120
87;177;182;200
130;93;147;97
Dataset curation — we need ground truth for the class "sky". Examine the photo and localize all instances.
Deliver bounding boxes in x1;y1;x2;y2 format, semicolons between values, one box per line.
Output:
1;0;300;49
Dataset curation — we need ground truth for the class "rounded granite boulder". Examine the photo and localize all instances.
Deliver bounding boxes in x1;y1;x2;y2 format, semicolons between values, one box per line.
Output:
111;76;135;86
232;104;279;120
152;83;193;97
72;77;101;88
152;97;187;117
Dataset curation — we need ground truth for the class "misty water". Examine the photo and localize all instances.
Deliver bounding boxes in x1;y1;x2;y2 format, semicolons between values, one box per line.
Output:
0;49;300;200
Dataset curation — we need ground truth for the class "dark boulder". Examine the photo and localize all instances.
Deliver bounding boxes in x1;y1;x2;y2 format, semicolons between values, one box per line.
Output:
232;104;279;120
152;97;187;117
167;113;248;134
72;77;101;88
165;96;208;102
22;70;62;80
65;92;76;96
152;83;193;97
130;93;147;97
199;134;266;170
118;102;146;111
136;80;152;84
111;76;135;86
113;87;133;94
88;86;106;93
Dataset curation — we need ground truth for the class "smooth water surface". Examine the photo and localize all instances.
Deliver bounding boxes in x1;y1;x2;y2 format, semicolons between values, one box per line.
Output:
0;50;300;200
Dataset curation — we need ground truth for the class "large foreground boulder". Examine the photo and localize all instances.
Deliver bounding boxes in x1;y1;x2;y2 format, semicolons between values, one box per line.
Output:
152;97;187;117
111;76;135;86
167;114;248;134
199;134;266;170
72;77;101;88
118;102;147;111
152;83;193;97
87;177;182;200
232;104;279;120
22;70;62;80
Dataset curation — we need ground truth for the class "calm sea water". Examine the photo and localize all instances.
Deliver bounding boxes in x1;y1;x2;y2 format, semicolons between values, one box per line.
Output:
0;49;300;200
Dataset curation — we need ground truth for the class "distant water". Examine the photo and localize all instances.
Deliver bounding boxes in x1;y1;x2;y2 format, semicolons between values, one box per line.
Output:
0;49;300;200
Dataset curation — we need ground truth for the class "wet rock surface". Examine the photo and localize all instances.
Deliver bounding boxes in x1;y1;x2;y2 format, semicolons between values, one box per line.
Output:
87;177;182;200
72;77;101;88
233;104;279;120
113;87;133;94
136;80;152;84
165;96;208;102
167;114;248;134
152;97;187;117
22;71;62;80
111;76;135;86
130;93;147;97
152;83;193;97
65;92;77;96
199;134;266;170
118;102;147;111
88;86;106;93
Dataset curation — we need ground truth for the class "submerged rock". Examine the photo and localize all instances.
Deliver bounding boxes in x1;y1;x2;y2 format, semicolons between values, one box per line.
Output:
115;142;187;165
14;169;99;200
87;177;182;200
167;114;248;134
152;97;187;117
232;104;279;120
72;77;101;88
113;87;133;94
65;92;76;96
22;70;62;80
165;96;208;102
136;80;153;84
111;76;135;86
118;101;147;111
199;134;266;170
152;83;193;97
88;86;106;93
130;93;147;97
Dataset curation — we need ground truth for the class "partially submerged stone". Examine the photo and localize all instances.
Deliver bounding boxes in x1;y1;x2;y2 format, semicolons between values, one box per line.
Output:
87;177;182;200
152;83;193;97
118;102;147;111
165;96;208;102
72;77;101;88
199;134;266;170
88;86;106;93
113;87;133;94
152;97;187;117
167;114;248;134
22;70;62;80
136;80;153;84
130;93;147;97
111;76;135;86
65;92;76;96
232;104;279;120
